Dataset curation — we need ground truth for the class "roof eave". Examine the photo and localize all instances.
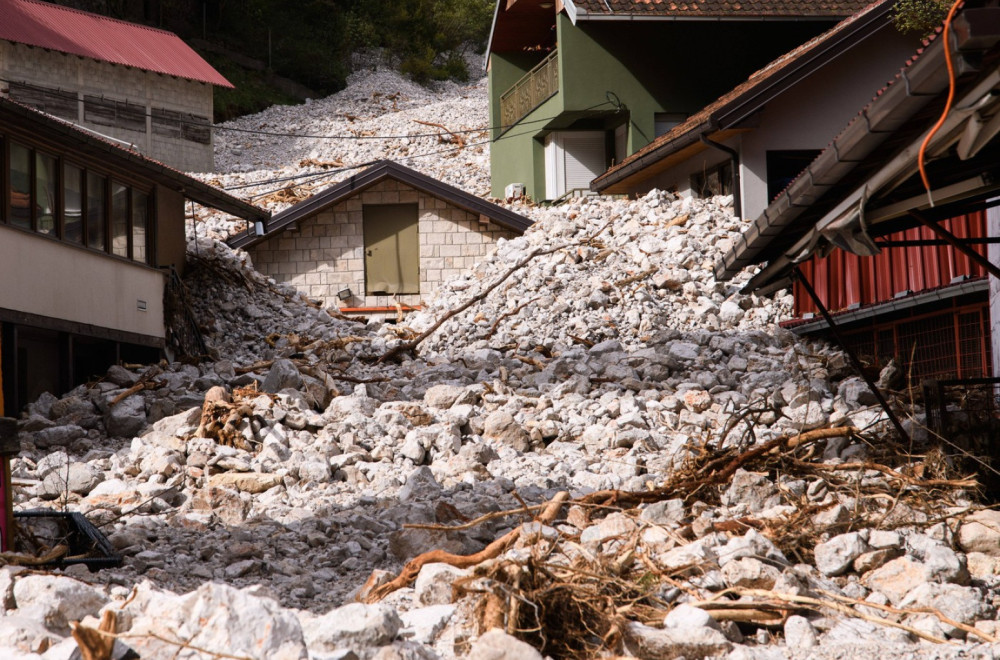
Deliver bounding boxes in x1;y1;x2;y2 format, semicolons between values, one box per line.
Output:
230;161;532;250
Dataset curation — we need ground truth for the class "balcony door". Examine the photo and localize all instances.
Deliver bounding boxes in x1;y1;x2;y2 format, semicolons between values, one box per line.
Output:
544;131;606;200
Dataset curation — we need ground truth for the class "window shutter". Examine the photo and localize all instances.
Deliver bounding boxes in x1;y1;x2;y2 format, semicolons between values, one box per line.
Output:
562;134;606;192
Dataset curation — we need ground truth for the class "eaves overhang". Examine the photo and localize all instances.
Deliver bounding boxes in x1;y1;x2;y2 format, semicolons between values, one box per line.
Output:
786;276;989;335
593;0;897;193
716;5;1000;289
0;97;266;222
229;161;533;250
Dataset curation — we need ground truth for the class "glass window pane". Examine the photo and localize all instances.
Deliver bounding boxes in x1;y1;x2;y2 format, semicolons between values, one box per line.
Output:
63;163;83;244
86;172;106;251
111;181;128;257
10;143;31;229
132;189;148;264
35;152;57;235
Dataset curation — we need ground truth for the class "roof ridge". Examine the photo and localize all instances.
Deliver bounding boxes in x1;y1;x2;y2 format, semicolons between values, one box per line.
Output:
10;0;180;37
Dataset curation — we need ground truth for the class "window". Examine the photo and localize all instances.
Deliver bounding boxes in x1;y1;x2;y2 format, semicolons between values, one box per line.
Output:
766;150;821;202
64;163;84;244
35;152;57;235
86;172;107;251
111;181;129;258
363;204;419;295
691;160;733;198
10;142;31;229
132;189;149;264
2;139;153;263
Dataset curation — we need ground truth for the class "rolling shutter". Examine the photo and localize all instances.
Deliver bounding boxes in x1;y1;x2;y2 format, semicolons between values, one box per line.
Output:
562;133;606;192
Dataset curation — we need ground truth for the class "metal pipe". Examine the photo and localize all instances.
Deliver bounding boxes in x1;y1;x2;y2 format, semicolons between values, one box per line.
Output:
792;266;912;444
909;210;1000;280
699;134;742;218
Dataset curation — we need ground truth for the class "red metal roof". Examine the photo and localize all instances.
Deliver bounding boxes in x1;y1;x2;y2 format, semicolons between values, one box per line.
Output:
0;0;232;87
573;0;874;17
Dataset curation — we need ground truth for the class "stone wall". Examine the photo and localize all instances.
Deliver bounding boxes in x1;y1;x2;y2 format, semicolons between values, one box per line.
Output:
0;41;215;172
248;179;520;310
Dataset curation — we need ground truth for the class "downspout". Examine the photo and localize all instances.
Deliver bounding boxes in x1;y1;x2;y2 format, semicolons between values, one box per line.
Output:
700;134;742;218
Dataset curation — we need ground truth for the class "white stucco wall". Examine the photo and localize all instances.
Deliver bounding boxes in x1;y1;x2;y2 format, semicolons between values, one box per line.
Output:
0;226;165;339
0;41;215;172
738;31;919;220
616;25;919;219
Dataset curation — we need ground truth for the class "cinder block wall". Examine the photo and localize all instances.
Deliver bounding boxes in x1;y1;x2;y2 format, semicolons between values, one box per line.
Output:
0;41;215;172
248;179;520;310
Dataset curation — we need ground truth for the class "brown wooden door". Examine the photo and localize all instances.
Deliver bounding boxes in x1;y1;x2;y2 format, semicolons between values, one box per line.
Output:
363;204;419;295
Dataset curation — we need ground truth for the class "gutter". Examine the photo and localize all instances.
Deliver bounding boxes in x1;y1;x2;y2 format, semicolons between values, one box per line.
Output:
699;134;742;218
715;9;1000;284
574;14;849;22
740;60;1000;291
593;1;894;193
592;119;717;191
788;277;988;334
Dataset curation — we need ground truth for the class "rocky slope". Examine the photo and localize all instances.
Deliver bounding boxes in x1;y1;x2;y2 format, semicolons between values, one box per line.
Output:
2;67;998;660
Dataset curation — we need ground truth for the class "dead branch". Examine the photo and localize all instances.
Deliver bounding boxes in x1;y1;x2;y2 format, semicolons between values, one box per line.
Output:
71;609;117;660
0;543;68;567
796;460;978;489
814;588;997;643
413;119;466;149
362;491;569;603
378;246;568;363
578;426;858;509
614;268;657;288
704;589;954;645
485;297;541;339
110;366;163;407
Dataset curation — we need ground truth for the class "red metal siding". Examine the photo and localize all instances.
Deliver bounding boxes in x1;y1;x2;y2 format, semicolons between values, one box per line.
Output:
0;0;232;87
793;211;988;316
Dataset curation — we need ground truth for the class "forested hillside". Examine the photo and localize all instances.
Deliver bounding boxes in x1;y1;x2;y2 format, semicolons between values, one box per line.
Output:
48;0;494;119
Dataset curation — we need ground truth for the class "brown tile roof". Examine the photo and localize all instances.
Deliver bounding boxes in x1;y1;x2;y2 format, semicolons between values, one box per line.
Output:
573;0;873;17
593;0;893;190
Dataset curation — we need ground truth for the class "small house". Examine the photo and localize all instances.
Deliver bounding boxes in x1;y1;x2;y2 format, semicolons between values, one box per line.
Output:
487;0;873;201
229;161;532;314
715;2;1000;386
592;0;919;222
0;0;231;172
0;95;267;414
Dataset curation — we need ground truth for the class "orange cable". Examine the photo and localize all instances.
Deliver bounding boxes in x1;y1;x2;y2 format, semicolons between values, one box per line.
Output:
918;0;965;207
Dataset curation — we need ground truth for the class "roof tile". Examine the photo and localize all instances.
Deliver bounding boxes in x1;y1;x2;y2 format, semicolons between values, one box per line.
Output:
574;0;873;16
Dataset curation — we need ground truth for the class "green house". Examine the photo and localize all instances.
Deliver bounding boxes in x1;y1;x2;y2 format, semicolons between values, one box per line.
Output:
487;0;875;202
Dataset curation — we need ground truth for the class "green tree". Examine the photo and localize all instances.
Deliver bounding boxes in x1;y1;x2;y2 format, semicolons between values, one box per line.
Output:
892;0;951;36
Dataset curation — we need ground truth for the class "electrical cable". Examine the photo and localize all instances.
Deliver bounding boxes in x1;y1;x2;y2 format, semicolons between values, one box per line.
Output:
221;99;620;195
1;75;617;142
917;0;964;207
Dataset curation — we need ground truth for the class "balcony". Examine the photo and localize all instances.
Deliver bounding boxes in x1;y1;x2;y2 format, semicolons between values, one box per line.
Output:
499;49;559;132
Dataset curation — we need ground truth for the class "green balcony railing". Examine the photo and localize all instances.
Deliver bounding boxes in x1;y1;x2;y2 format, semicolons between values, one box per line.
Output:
499;49;559;132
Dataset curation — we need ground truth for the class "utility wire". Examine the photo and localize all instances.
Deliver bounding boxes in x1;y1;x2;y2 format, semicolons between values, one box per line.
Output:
2;75;618;142
230;110;601;199
221;100;618;195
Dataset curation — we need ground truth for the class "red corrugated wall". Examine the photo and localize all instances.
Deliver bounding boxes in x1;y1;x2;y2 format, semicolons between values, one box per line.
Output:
793;211;989;316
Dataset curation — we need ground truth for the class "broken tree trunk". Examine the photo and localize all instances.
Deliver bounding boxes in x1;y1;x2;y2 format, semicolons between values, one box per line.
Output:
362;491;570;603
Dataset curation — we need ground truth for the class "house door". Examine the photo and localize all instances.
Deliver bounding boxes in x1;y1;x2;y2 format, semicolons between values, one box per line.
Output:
363;203;420;295
544;131;607;200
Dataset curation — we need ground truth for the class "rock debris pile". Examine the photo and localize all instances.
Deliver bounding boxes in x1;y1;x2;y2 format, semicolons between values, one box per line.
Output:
2;70;999;660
